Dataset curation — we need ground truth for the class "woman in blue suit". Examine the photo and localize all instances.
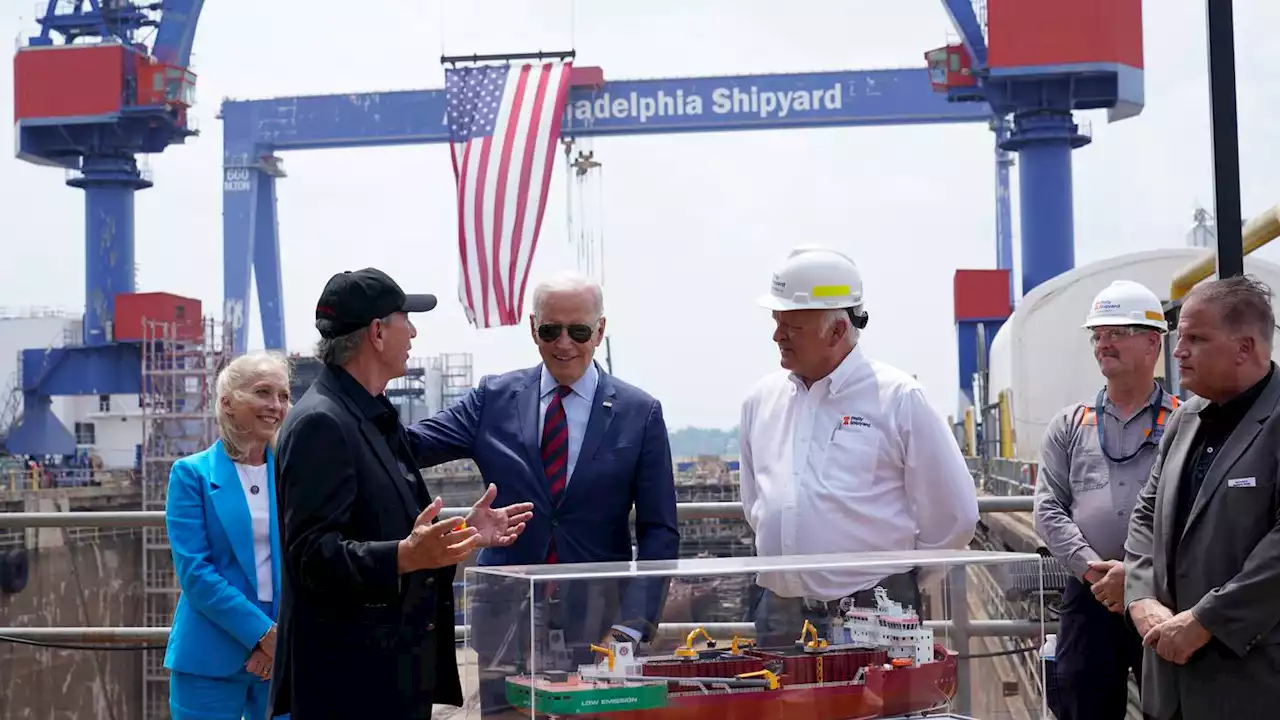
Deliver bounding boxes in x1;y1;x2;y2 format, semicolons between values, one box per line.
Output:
164;350;292;720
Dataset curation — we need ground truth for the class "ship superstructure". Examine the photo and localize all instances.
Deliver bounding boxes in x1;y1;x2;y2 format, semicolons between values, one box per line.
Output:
838;586;934;666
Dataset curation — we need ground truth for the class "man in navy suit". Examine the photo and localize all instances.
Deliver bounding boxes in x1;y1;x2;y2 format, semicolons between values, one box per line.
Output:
405;271;679;711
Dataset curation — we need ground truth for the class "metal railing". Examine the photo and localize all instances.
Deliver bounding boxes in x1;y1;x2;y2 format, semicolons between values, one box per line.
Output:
0;496;1046;715
0;497;1033;528
1;467;127;493
971;457;1039;498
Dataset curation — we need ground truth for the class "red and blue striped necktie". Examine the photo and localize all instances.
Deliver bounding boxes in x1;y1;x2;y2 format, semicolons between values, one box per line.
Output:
541;384;572;563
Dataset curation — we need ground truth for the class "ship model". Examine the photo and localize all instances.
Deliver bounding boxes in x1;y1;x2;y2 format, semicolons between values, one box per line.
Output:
506;587;959;719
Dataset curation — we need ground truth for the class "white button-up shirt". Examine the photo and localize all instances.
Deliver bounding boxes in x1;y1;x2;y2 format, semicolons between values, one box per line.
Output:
739;346;979;601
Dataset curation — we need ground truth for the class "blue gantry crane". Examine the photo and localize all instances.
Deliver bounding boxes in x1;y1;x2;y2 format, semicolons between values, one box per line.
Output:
8;0;1142;452
8;0;205;454
926;0;1144;408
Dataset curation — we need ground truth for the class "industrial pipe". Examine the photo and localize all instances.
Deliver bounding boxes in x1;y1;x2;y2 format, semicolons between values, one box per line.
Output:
0;627;168;644
1170;203;1280;301
0;620;1056;646
0;497;1035;528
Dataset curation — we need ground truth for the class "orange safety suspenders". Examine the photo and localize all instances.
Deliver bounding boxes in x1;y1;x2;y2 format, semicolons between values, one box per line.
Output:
1080;395;1180;435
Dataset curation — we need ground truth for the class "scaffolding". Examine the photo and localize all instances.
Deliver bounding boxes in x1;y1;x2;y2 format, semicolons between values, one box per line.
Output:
440;352;473;410
674;460;753;561
381;352;475;423
139;316;233;720
386;357;431;423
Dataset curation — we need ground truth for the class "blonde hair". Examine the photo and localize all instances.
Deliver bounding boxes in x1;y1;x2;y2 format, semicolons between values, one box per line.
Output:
215;351;293;463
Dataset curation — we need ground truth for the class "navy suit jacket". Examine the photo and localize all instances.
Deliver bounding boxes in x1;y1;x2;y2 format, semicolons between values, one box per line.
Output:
406;362;679;637
164;440;280;678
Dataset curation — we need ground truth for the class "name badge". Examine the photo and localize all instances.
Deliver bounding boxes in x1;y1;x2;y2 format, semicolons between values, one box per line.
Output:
1228;477;1257;488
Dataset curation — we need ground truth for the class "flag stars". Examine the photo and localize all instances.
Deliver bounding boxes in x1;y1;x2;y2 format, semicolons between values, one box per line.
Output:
444;64;521;140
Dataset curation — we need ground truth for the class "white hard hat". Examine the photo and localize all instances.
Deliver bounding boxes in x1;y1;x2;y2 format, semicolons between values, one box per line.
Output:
1082;280;1168;332
758;246;865;312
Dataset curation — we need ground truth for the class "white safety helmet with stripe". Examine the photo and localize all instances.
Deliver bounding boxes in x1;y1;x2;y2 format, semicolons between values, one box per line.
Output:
1082;280;1168;332
758;246;869;326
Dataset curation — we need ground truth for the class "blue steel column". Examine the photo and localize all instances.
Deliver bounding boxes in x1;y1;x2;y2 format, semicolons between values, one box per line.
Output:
253;175;286;351
68;155;153;346
1001;112;1089;297
222;155;257;354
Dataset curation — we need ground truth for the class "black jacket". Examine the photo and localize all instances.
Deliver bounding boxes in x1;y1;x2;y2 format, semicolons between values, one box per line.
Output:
269;365;461;719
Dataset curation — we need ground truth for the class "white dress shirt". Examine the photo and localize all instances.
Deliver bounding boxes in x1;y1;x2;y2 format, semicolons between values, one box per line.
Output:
537;361;599;485
738;345;979;601
235;462;274;603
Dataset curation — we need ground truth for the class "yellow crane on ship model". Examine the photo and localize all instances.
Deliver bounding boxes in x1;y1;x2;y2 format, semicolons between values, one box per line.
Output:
799;619;829;651
675;627;717;658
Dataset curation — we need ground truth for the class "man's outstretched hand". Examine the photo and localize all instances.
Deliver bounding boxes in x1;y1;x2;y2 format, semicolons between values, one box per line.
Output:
398;497;481;573
465;483;534;548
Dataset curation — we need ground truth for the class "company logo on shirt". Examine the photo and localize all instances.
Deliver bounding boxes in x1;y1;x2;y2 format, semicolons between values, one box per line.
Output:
841;415;872;429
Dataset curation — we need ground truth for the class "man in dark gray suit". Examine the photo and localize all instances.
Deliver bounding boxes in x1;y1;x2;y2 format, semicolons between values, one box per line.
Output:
1124;275;1280;720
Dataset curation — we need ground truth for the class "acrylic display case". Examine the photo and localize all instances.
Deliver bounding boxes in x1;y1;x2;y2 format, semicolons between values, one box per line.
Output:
457;549;1051;720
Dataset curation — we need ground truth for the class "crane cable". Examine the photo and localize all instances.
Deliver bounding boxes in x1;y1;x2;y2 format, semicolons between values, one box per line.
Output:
564;135;604;286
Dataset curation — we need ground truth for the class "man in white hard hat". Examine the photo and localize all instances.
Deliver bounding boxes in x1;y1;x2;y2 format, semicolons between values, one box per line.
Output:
1033;279;1178;720
738;246;979;648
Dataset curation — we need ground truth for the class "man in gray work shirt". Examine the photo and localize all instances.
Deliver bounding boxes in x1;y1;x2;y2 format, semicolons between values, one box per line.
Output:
1034;280;1180;720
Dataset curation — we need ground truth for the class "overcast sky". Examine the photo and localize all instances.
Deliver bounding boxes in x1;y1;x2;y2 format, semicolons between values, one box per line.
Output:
3;0;1279;431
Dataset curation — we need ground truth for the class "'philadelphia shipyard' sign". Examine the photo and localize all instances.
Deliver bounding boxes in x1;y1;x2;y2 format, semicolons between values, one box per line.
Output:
559;69;987;135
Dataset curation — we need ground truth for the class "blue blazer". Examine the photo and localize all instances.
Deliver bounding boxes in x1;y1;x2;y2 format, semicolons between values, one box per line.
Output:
164;440;282;678
405;363;680;634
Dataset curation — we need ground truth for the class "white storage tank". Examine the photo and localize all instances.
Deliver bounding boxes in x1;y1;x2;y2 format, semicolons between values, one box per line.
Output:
990;248;1280;461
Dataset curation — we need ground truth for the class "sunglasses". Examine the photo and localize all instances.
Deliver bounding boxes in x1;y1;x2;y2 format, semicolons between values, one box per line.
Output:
537;323;595;343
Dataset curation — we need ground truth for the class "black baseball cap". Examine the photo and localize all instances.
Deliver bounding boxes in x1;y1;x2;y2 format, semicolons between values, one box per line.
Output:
315;268;437;339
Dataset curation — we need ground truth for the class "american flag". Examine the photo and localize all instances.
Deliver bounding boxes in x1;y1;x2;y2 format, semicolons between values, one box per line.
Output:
445;61;574;328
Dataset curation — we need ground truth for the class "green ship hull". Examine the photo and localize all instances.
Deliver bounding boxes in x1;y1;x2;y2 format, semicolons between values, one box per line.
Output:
507;678;668;715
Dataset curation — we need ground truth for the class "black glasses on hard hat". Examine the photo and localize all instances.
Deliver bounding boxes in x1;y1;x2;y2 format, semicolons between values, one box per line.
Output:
537;323;595;343
845;307;869;329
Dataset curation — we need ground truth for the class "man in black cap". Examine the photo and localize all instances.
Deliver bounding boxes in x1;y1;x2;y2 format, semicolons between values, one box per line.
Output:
269;268;534;720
